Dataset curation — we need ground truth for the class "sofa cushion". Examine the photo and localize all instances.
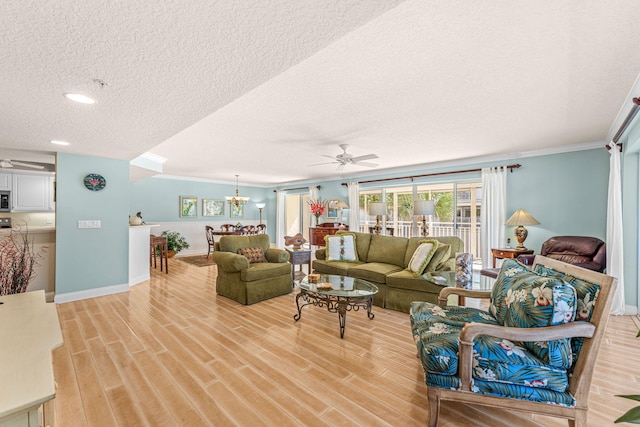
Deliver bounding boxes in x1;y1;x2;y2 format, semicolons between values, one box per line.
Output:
241;262;292;281
424;244;451;273
237;247;267;263
348;262;403;284
490;259;577;369
386;269;446;293
338;231;371;262
533;263;601;367
407;239;439;276
312;259;363;276
220;234;270;254
366;234;408;267
325;233;358;262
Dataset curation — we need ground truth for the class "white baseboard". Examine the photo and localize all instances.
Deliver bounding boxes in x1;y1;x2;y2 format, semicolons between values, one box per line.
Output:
625;304;638;316
54;283;129;304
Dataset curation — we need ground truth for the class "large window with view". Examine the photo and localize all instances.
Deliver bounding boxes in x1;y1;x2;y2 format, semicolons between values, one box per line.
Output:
358;181;482;260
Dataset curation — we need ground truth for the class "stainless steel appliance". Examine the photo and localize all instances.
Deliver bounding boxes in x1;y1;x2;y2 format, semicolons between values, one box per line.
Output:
0;218;11;228
0;191;9;212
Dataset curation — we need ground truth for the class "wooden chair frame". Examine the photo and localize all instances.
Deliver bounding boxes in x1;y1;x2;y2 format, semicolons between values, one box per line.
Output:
205;225;215;259
428;255;617;427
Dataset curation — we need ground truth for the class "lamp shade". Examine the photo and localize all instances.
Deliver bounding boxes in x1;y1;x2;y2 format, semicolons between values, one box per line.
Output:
255;203;266;209
505;209;540;226
369;202;386;216
414;200;435;216
335;200;349;209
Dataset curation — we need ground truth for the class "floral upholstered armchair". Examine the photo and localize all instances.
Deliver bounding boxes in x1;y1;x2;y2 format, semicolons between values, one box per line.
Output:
410;256;617;427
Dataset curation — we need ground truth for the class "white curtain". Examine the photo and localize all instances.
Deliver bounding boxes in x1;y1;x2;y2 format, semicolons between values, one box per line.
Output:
480;166;507;269
607;141;626;315
275;190;285;248
309;186;319;227
347;182;359;232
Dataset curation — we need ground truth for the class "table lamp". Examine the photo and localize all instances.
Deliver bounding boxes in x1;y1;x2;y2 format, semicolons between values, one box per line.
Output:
413;200;435;237
505;209;540;250
369;202;386;235
335;200;349;227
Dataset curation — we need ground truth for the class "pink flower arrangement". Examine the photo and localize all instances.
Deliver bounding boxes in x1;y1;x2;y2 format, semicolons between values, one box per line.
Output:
308;198;326;224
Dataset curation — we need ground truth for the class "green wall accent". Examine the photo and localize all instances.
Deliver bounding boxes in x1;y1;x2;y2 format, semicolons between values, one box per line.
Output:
55;153;130;294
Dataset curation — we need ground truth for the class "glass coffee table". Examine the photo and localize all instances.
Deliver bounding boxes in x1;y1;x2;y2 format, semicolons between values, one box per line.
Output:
293;274;378;338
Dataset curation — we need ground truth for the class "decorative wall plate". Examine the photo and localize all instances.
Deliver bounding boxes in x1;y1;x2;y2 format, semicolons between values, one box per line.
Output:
84;173;106;191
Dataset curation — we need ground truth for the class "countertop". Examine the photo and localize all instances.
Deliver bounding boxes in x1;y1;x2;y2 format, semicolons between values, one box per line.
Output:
0;290;63;420
0;225;55;235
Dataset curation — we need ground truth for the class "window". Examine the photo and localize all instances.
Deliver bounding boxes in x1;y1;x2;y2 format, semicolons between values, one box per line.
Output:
284;193;310;242
358;181;482;259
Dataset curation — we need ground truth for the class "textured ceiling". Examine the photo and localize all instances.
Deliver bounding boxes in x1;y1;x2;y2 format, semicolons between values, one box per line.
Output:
1;1;640;185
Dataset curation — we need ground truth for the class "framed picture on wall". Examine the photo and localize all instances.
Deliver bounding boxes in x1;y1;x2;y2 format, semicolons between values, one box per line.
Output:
179;196;198;218
202;199;224;217
230;202;244;218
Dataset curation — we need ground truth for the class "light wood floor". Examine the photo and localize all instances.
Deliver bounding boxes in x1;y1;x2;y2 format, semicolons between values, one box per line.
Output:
53;257;640;426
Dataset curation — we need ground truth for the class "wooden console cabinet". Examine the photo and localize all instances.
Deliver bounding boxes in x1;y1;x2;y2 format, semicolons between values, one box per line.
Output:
309;223;348;246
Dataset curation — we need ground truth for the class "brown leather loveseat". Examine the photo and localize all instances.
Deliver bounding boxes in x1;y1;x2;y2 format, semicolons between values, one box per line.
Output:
517;235;606;272
481;235;606;278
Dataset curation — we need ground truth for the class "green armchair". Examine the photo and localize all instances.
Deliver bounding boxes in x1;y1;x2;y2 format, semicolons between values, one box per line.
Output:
211;234;292;305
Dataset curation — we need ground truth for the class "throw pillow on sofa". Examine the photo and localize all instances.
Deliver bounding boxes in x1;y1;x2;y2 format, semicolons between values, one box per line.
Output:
407;239;439;277
237;247;267;263
325;233;358;262
423;243;451;273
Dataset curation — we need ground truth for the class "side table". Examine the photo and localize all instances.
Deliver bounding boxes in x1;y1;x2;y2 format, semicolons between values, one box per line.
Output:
491;247;534;268
286;247;312;281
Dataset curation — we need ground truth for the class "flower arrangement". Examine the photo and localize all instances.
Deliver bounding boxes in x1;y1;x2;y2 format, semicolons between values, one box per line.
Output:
308;198;327;225
0;226;45;295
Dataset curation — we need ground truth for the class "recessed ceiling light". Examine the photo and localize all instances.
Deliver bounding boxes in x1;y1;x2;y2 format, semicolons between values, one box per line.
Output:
50;140;70;146
63;93;95;104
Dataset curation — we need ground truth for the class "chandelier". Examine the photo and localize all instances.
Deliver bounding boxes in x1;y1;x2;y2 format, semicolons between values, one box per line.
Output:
225;174;250;207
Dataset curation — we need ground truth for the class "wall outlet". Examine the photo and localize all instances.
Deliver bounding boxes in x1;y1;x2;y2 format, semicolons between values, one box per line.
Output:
78;220;101;229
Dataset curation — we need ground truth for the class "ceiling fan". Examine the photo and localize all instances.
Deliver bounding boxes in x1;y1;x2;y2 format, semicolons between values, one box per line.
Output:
0;159;45;170
310;144;379;170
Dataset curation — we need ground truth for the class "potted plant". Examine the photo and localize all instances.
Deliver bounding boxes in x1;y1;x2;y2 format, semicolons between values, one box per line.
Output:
161;230;190;257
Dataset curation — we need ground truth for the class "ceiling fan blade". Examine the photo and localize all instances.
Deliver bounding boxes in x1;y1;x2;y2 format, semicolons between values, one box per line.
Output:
0;160;13;168
308;161;338;166
11;161;44;169
336;163;345;171
350;153;378;162
321;154;337;160
353;161;379;168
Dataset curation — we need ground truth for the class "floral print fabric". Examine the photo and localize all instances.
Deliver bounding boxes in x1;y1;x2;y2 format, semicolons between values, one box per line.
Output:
409;258;581;406
489;259;577;369
534;264;601;368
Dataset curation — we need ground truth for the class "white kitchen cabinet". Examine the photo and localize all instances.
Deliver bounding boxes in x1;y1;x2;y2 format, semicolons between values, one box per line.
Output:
11;173;54;212
0;173;11;191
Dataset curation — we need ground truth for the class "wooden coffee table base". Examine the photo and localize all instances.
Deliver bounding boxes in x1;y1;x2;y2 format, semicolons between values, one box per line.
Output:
293;290;375;338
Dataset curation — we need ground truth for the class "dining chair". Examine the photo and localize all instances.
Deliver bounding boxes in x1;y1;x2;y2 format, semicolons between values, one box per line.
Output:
205;225;215;258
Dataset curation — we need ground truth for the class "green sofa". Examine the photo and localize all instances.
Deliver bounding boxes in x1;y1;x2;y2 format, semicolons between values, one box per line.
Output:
312;231;464;313
211;234;292;305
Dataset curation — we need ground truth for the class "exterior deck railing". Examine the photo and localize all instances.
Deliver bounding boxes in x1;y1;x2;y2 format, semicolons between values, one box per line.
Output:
358;220;482;260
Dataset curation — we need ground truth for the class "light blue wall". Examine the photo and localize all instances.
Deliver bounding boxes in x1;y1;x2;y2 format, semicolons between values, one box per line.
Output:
130;176;274;228
55;153;130;294
505;149;609;253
